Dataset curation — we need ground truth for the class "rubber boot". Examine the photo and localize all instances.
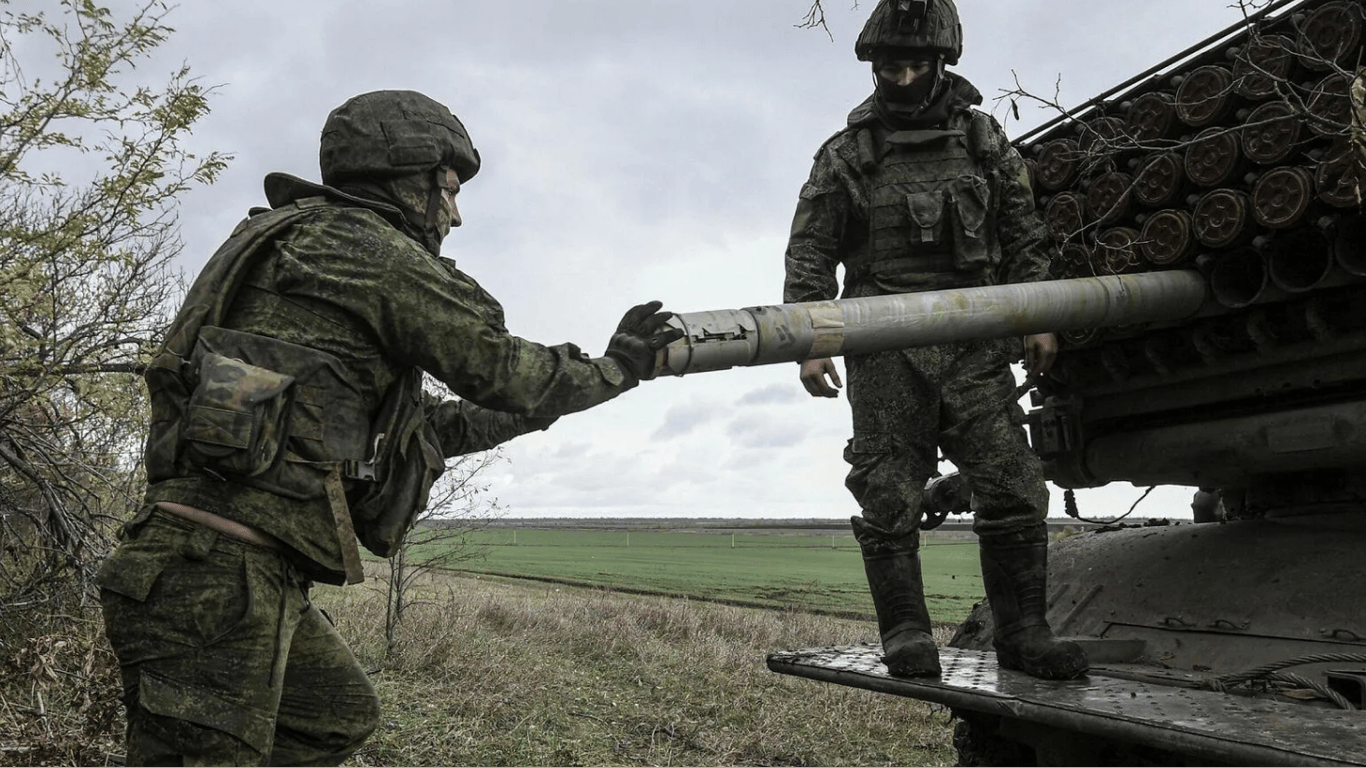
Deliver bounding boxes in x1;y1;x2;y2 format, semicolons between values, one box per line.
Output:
978;524;1088;680
861;540;942;677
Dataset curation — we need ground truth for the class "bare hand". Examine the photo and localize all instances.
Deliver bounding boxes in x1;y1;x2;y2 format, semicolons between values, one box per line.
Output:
1023;333;1058;377
799;358;843;398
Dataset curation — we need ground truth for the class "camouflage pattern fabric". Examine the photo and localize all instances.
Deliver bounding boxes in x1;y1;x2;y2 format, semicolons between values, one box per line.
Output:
139;171;631;585
786;74;1051;305
784;73;1055;546
180;350;295;478
99;508;379;765
335;171;452;256
320;90;480;186
100;161;640;764
843;338;1048;549
855;0;963;65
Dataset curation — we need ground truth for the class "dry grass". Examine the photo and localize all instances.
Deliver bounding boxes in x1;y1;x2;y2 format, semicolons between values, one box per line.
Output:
0;566;957;766
330;566;957;767
0;604;124;767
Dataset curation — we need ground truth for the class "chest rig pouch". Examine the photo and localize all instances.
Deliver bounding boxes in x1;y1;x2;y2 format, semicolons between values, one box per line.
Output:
183;325;370;501
143;195;445;582
346;369;446;558
181;344;295;478
861;127;996;287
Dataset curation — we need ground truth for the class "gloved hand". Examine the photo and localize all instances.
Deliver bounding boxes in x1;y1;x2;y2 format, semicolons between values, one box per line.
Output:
605;300;685;382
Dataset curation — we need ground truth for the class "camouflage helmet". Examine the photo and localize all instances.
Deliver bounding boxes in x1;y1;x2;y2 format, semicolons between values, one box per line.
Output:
855;0;963;66
319;90;481;186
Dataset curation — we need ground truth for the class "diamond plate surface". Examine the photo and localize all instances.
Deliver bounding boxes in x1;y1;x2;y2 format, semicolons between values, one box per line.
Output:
768;645;1366;766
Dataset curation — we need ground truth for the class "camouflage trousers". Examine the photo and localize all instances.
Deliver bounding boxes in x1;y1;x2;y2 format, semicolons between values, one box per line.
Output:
842;338;1049;549
97;508;379;766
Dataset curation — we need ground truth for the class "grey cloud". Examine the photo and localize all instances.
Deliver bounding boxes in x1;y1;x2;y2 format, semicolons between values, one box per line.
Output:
550;440;596;459
724;412;809;449
651;399;725;440
100;0;1251;522
736;382;802;406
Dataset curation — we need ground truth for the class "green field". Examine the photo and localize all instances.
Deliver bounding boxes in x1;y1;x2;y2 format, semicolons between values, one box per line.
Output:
418;526;985;626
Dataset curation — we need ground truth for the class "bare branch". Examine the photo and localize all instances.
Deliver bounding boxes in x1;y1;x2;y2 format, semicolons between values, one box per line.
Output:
380;443;508;657
1;0;221;607
796;0;847;42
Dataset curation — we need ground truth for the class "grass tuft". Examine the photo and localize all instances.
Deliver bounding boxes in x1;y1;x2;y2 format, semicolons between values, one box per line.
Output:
0;606;124;767
328;567;956;767
0;562;959;766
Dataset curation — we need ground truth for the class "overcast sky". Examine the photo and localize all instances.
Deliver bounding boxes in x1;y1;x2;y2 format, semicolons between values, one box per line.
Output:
66;0;1264;521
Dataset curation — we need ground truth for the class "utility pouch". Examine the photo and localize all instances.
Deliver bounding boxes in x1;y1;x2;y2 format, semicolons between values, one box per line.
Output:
347;370;446;558
948;175;992;270
905;188;947;245
143;352;193;482
182;348;295;478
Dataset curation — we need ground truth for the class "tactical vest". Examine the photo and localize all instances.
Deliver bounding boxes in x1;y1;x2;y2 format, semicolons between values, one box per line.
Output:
851;112;1001;292
143;196;444;583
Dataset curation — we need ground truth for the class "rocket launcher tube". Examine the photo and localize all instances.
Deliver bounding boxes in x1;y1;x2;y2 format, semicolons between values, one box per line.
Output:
660;270;1209;376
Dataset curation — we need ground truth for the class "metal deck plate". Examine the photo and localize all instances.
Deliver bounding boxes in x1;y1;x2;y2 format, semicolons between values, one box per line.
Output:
767;644;1366;766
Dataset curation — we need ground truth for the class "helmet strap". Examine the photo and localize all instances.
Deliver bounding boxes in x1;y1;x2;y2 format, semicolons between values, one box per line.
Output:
422;166;452;255
425;167;448;231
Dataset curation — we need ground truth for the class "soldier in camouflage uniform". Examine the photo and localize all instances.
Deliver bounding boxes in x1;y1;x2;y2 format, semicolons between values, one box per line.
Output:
784;0;1086;681
97;90;683;766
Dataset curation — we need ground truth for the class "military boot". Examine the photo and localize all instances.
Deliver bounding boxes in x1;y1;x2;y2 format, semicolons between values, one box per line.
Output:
861;539;941;677
978;524;1088;680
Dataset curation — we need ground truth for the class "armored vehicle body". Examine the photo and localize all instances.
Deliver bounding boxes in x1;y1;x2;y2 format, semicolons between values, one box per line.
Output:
702;0;1366;762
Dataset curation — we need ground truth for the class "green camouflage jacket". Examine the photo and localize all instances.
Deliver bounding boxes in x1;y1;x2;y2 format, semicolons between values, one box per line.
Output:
784;73;1054;305
145;173;633;583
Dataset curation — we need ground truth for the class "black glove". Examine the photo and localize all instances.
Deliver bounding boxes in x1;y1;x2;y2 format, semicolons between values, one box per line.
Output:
604;300;685;382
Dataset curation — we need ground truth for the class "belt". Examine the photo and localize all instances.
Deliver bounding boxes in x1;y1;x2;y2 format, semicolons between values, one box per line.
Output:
156;501;284;553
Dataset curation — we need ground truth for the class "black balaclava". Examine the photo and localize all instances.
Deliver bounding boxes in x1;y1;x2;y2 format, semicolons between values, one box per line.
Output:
872;51;948;127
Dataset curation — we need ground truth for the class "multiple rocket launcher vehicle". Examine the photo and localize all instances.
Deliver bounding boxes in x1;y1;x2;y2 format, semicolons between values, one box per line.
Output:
662;0;1366;763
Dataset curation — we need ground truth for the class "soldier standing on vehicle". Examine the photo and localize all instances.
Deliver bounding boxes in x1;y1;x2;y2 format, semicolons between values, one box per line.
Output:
783;0;1087;680
96;89;682;765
